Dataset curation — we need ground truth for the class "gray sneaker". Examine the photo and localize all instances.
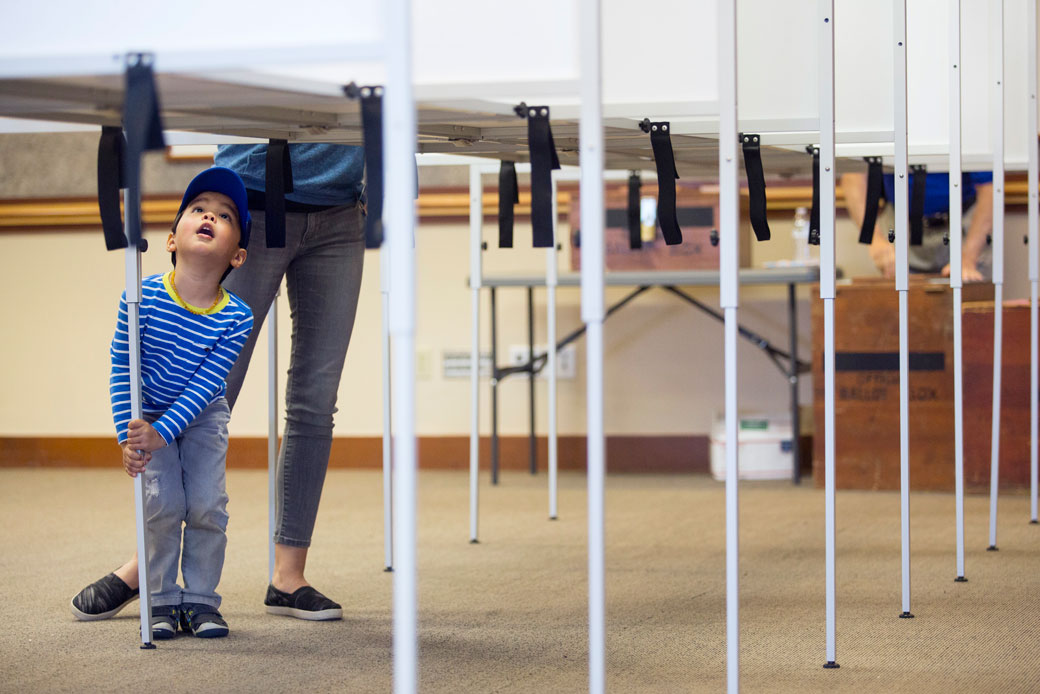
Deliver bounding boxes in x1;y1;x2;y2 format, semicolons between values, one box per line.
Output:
151;605;179;640
180;603;229;638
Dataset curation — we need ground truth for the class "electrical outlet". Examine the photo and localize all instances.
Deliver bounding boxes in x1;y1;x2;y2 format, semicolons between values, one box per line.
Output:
415;347;435;380
556;344;576;379
508;344;531;367
507;344;576;379
442;351;493;379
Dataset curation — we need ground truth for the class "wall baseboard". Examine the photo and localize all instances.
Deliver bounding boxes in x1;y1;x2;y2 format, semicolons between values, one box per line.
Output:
0;435;709;474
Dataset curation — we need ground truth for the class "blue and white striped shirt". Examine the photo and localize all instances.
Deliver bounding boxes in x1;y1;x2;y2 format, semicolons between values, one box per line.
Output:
110;272;253;445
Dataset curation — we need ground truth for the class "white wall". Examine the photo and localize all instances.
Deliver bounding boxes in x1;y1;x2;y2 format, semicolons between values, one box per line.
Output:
0;212;821;440
1;173;1031;442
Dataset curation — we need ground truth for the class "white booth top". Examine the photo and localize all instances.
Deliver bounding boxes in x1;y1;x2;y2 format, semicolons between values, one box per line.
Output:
0;0;1034;173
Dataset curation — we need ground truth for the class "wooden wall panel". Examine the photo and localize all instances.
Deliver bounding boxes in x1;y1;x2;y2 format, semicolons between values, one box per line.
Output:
810;278;1008;492
0;435;709;475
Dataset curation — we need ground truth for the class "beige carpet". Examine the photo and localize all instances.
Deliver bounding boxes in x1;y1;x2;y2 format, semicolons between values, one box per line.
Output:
1;467;1038;693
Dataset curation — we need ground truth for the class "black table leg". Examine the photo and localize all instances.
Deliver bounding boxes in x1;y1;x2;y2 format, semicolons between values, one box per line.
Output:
789;282;801;485
491;287;499;485
528;286;536;475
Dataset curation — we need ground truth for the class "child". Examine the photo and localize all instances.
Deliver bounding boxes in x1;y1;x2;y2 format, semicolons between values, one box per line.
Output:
110;167;253;639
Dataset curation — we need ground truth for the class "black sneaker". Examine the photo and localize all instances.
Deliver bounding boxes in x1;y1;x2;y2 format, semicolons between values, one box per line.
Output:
264;584;342;621
180;603;229;638
70;573;139;621
151;605;179;640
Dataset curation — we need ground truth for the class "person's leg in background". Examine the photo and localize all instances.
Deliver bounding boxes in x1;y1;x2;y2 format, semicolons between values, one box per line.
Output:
264;203;365;619
223;210;301;407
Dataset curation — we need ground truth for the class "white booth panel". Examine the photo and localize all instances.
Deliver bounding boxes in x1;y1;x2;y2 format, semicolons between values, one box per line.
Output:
951;0;1034;169
603;0;719;106
906;0;950;153
0;0;714;107
737;0;819;124
0;0;1034;167
956;0;996;162
834;1;894;140
271;0;721;107
413;0;579;89
0;0;382;73
821;0;1036;167
993;0;1035;169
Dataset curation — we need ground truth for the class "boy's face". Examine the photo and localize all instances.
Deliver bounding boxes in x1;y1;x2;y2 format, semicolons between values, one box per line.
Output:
166;192;247;271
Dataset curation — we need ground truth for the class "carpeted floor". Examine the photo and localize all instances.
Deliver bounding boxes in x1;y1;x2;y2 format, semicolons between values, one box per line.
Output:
1;467;1038;693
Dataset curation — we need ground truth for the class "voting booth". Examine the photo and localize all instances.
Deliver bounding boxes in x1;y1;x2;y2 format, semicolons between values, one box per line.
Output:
1;1;1037;692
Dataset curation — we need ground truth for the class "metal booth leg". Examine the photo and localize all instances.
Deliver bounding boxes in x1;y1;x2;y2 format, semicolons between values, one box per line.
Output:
788;282;801;484
490;287;500;485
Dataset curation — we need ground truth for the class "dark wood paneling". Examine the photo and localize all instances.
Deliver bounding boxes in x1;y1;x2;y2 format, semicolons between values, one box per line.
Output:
0;435;709;474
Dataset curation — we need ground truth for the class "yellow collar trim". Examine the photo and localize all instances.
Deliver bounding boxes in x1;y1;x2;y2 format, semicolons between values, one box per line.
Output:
163;271;229;315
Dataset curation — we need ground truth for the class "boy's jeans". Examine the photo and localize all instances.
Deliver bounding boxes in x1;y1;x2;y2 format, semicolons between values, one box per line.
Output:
144;398;230;609
223;202;365;547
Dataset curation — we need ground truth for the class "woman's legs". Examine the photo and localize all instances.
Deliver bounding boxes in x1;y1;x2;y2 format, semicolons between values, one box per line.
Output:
271;544;310;593
272;203;364;591
222;210;299;408
114;557;139;589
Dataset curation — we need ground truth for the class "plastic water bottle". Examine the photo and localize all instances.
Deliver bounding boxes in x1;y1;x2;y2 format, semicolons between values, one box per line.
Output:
791;206;812;263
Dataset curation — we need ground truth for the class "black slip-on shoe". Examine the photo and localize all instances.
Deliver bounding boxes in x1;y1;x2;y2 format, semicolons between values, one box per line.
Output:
179;603;229;638
264;584;342;621
70;573;139;621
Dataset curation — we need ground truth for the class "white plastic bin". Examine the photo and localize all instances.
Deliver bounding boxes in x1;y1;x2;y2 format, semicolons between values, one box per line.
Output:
709;413;793;481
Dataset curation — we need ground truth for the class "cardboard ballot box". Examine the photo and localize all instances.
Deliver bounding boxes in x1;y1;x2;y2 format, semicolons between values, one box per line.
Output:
807;277;1034;492
569;183;750;271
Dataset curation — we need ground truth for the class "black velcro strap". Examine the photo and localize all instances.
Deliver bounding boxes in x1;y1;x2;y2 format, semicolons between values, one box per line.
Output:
740;134;770;242
122;54;165;246
524;106;561;248
808;146;821;246
627;172;642;249
498;161;518;248
909;165;927;246
859;157;884;244
647;122;682;245
359;86;384;249
264;139;294;249
97;126;127;251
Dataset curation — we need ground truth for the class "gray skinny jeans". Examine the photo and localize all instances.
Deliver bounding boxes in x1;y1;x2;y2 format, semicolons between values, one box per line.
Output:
223;202;365;547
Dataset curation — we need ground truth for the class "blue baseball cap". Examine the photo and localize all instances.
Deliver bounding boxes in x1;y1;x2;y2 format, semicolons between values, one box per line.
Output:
178;166;252;248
